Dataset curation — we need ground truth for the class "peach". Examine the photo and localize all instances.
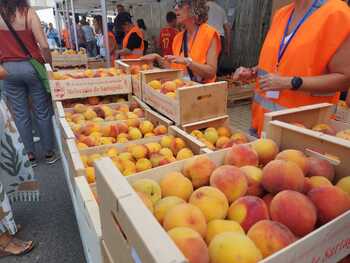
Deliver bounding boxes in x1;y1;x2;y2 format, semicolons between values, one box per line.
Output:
85;167;96;184
270;190;317;236
183;156;216;188
276;149;309;175
231;132;249;144
262;160;305;194
206;220;244;245
163;203;207;237
160;172;193;201
154;197;185;224
176;148;194;160
87;96;100;105
160;135;175;148
162;81;177;93
132;179;161;204
174;78;185;87
336;177;350;196
71;113;85;123
136;192;154;213
145;142;162;155
191;130;205;139
228;196;270;232
166;92;176;99
135;158;152;172
77;142;88;150
240;166;264;196
116;122;129;134
307;157;335;182
210;165;248;203
217;127;231;138
129;127;143;140
133;108;144;118
153;124;168;135
247;220;296;258
127;118;141;128
168;227;209;263
224;144;259;168
148;80;162;90
215;136;230;149
308;186;350;224
74;103;87;113
170;137;187;155
127;112;139;119
251;138;279;165
262;194;274;209
140;120;154;135
130;145;148;159
159;148;174;159
304;176;332;193
312;123;337;136
149;153;165;167
83;109;97;120
121;160;136;176
209;232;262;263
144;132;155;138
87;153;102;167
204;128;219;144
199;138;216;150
189;187;229;222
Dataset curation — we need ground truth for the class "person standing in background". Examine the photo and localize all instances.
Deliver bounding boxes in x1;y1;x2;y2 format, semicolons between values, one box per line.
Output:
206;0;231;74
94;15;117;64
75;16;86;50
159;11;178;56
46;22;59;49
0;0;59;165
81;18;97;57
115;12;145;59
113;4;126;48
137;19;151;54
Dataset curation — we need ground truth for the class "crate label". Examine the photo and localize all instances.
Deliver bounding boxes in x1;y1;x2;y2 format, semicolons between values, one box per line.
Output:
50;76;132;100
52;54;87;67
132;76;142;98
143;86;178;122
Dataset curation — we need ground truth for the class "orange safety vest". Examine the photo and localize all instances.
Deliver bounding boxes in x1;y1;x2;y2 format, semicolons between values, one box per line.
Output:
172;23;221;83
122;26;145;59
253;0;350;137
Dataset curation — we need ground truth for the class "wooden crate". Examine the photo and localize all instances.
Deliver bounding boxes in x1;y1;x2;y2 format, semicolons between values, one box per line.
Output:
101;240;115;263
180;115;256;151
218;77;254;105
75;176;102;263
59;106;173;141
95;146;350;263
46;65;132;100
55;95;149;119
142;70;228;125
116;59;158;99
88;58;107;69
264;103;350;181
335;102;350;123
52;53;88;69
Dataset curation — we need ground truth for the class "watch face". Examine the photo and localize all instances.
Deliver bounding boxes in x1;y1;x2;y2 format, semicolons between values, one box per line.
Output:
292;77;302;90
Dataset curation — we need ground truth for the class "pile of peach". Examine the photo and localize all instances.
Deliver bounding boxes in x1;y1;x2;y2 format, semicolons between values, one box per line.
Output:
291;122;350;141
147;79;194;99
131;139;350;263
190;127;249;150
62;95;127;108
75;120;168;148
128;64;152;75
82;135;195;182
66;101;145;125
52;67;122;80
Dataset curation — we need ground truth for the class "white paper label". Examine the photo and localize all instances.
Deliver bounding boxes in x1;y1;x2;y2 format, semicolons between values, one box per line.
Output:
266;91;280;99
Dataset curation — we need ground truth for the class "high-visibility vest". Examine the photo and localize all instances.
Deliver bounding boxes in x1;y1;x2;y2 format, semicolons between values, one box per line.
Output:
172;23;221;83
253;0;350;136
122;26;145;59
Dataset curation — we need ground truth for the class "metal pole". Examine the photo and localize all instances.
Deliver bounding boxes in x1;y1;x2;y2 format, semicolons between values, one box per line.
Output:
54;4;62;49
101;0;111;67
70;0;79;51
64;0;72;49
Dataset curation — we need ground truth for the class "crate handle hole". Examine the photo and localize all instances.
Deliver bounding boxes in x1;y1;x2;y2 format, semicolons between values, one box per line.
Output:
197;94;212;101
111;210;129;243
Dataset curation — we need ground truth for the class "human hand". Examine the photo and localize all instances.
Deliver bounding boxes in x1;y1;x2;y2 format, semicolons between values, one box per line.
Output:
164;55;187;65
140;53;161;63
259;73;292;91
0;66;8;80
232;66;257;82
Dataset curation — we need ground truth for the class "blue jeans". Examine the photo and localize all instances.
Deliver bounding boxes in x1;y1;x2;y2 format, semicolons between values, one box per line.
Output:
2;61;54;155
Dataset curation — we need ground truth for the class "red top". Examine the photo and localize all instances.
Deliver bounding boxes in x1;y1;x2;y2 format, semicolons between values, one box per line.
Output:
159;27;178;56
0;13;44;63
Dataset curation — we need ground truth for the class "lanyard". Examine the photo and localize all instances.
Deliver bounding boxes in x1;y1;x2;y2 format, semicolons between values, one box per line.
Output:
277;0;320;69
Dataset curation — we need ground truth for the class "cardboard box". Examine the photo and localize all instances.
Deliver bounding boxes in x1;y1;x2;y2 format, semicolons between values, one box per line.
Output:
95;146;350;263
75;176;102;263
52;53;88;69
264;103;350;180
46;65;132;100
180;115;256;151
142;70;228;125
116;59;158;99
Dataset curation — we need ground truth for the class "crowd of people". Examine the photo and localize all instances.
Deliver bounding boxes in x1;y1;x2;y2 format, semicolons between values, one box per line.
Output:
0;0;349;259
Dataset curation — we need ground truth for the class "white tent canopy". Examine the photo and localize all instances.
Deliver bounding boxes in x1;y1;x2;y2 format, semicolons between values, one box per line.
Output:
30;0;55;9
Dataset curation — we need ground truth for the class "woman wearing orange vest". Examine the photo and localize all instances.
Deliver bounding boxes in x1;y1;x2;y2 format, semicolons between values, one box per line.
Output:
234;0;350;137
142;0;221;83
115;12;144;59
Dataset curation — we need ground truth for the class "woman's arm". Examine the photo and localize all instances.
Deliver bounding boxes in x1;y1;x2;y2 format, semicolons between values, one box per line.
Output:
260;35;350;93
29;8;52;64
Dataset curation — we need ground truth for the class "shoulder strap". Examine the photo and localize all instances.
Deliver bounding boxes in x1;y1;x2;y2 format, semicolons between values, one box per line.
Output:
181;31;194;80
0;10;32;58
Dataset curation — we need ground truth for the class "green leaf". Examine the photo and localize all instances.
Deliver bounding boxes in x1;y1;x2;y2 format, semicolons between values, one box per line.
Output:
5;133;13;149
15;160;22;176
1;152;12;162
0;162;14;176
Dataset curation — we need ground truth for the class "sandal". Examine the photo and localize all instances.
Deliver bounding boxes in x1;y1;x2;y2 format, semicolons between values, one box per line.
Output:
0;235;35;257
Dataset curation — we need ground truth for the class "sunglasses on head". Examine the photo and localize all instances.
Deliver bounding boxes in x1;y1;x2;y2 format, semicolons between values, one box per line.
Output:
173;0;190;8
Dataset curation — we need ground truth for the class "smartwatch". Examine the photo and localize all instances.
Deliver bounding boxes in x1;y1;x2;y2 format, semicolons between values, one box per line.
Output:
291;77;303;90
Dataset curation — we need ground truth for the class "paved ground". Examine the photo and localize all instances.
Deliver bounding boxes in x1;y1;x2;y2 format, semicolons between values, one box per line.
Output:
3;104;252;263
